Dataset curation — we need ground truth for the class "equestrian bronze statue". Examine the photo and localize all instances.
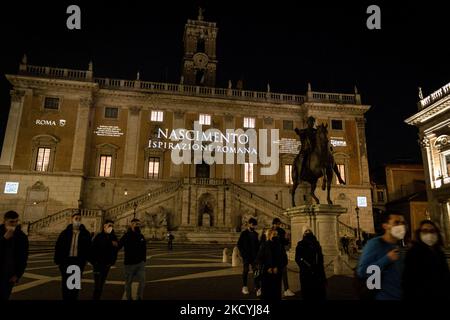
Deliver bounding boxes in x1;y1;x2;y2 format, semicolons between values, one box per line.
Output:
291;116;346;206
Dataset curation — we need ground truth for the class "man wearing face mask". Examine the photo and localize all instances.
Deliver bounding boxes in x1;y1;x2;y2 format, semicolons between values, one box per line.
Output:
91;220;118;300
0;211;29;300
118;218;147;300
54;211;92;300
357;211;407;300
402;220;450;300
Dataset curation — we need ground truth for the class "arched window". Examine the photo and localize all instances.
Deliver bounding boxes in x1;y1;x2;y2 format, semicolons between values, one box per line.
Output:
30;135;59;172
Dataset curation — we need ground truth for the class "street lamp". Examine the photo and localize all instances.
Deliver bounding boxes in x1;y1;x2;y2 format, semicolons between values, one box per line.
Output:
355;206;361;248
78;199;83;215
133;202;138;219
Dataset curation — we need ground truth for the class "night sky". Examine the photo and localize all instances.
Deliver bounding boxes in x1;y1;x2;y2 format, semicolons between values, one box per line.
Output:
1;1;450;174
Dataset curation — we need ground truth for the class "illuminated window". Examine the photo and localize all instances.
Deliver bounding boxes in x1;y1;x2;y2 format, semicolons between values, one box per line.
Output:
243;117;255;128
331;119;343;130
44;97;60;110
244;162;254;183
336;164;346;185
199;114;211;125
105;107;118;119
35;148;51;172
99;155;112;177
148;157;160;178
151;111;164;122
285;164;293;184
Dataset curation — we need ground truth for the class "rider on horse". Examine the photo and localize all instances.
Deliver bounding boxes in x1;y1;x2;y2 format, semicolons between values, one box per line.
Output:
294;116;317;179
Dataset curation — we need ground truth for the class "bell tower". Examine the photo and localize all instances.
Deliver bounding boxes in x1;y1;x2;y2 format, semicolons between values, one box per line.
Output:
181;8;218;86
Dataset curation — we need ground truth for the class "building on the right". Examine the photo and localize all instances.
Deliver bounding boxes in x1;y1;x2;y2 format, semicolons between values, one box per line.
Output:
405;84;450;246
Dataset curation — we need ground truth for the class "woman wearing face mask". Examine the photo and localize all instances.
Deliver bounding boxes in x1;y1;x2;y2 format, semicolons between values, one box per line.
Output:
402;220;450;300
90;220;119;300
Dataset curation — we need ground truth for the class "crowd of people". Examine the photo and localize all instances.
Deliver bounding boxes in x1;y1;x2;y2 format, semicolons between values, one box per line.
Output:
1;209;449;301
0;210;147;300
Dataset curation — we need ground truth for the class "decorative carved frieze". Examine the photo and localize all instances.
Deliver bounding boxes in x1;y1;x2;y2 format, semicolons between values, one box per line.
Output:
264;116;273;125
10;90;26;102
129;106;142;115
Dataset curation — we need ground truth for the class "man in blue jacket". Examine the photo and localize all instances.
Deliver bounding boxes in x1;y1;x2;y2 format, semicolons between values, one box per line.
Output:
357;211;407;300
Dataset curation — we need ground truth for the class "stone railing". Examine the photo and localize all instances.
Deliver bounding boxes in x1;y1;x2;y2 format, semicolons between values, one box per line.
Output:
95;77;307;104
337;220;357;238
20;64;92;81
309;91;359;104
18;64;362;105
28;208;102;234
419;82;450;109
105;179;183;219
228;182;289;224
184;177;227;186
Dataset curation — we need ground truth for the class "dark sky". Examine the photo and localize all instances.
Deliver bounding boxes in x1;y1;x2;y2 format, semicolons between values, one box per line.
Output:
1;1;450;173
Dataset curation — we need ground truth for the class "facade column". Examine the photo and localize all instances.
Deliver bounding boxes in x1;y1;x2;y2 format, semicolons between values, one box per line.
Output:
181;185;190;226
171;110;185;178
418;134;439;220
356;117;370;185
122;106;142;177
0;90;26;170
70;97;93;173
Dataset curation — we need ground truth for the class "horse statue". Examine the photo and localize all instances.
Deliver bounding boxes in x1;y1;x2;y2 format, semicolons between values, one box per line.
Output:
291;121;346;206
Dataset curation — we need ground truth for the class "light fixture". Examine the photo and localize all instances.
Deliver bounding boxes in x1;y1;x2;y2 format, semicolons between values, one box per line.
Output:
124;189;128;196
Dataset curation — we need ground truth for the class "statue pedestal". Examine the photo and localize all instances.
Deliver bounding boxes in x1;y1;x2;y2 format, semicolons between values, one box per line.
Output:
286;204;347;263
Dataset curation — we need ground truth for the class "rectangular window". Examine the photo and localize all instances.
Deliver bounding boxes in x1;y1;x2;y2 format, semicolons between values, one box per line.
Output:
199;114;211;125
336;164;346;185
285;164;293;184
283;120;294;131
105;107;118;119
243;117;255;128
44;97;60;110
148;157;160;178
244;162;254;183
377;191;384;202
151;111;164;122
35;147;51;172
99;155;112;177
331;119;343;130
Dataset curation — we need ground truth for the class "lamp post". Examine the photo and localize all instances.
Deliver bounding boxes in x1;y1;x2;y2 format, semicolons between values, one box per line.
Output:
355;206;361;249
133;202;138;219
78;199;83;215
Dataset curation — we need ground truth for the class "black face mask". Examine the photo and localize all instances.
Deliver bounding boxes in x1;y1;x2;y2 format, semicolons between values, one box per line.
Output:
134;227;141;234
304;233;314;241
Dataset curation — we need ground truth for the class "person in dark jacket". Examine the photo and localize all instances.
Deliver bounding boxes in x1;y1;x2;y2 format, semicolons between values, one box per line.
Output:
256;228;288;302
237;217;260;296
54;211;92;300
402;220;450;300
295;226;327;300
91;220;118;300
118;218;147;300
0;211;29;300
272;218;295;297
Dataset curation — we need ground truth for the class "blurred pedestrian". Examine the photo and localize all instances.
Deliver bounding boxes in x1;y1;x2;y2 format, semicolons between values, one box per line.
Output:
167;231;174;250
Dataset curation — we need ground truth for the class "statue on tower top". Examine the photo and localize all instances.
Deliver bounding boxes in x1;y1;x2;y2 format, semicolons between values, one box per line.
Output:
198;7;204;21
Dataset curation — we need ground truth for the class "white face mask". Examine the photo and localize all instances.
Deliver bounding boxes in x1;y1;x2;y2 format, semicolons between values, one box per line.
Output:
105;226;113;234
390;225;406;240
6;225;16;232
420;233;438;246
73;221;81;228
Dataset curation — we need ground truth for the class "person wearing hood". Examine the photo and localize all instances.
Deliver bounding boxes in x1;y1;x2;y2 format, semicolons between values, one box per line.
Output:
54;211;92;300
118;218;147;300
0;211;29;300
357;211;406;300
295;226;326;300
402;220;450;300
91;219;119;300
